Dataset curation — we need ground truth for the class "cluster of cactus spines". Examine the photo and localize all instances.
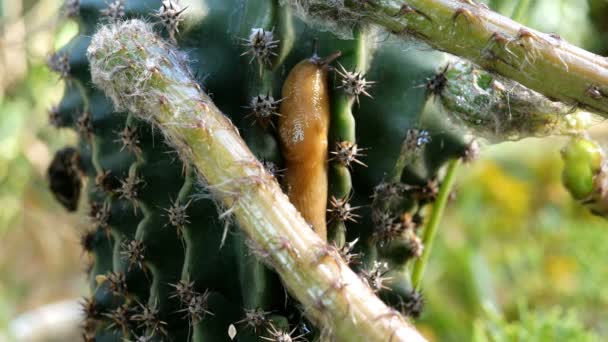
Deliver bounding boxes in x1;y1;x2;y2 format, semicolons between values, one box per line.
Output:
47;0;603;340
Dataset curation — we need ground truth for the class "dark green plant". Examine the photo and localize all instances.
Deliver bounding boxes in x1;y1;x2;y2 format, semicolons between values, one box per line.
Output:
46;0;607;341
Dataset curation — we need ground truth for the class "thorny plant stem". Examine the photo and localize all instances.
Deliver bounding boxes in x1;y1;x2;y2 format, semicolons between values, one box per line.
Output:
411;158;460;291
293;0;608;116
87;20;426;342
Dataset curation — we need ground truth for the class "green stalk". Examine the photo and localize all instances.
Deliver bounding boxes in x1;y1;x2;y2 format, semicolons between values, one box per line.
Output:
285;0;608;116
88;19;426;342
411;158;460;290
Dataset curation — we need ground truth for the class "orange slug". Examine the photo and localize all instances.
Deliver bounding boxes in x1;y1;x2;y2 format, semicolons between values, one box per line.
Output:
278;50;341;241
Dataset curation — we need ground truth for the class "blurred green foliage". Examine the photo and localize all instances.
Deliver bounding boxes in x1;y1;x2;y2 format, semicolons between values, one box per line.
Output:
0;0;606;340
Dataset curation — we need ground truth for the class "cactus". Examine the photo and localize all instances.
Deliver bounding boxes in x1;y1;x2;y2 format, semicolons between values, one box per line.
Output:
46;0;607;341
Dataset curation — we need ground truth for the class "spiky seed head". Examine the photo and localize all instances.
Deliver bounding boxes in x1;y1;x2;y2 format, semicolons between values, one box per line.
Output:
246;94;281;126
330;141;367;168
76;111;93;137
402;290;424;319
121;239;146;271
182;290;214;324
241;28;279;65
328;195;362;223
63;0;80;17
163;199;191;237
47;52;70;78
336;63;374;103
106;271;127;295
261;323;306;342
117;125;141;155
156;1;187;42
101;0;125;22
235;308;271;333
360;261;392;293
170;279;196;305
131;302;167;337
48;106;63;127
89;201;111;229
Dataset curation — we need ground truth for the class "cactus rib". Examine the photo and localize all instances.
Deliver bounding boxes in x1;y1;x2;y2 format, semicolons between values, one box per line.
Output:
88;19;426;342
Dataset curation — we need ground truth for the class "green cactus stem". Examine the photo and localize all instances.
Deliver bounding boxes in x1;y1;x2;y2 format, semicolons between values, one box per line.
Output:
411;158;460;290
87;19;426;342
282;0;608;116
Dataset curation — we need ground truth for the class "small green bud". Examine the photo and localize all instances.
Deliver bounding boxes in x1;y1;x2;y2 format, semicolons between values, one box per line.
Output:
561;137;604;199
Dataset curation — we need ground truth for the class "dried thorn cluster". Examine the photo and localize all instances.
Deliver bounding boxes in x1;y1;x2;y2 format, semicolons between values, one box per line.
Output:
118;173;144;207
131;301;168;337
241;28;280;65
235;308;271;333
371;210;403;244
89;201;111;229
101;0;126;22
106;271;128;295
401;290;424;319
246;94;282;126
330;141;367;168
360;261;392;293
47;52;70;79
163;199;191;237
180;290;214;324
104;303;131;332
328;195;362;223
336;63;374;104
155;0;187;42
117;125;141;155
169;279;196;305
121;239;146;271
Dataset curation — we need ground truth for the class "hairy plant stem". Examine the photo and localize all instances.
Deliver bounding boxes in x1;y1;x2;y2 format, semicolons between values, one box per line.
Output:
411;158;460;290
88;20;426;342
289;0;608;116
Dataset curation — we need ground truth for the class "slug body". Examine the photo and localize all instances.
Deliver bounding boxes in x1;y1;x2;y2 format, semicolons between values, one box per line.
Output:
279;58;331;240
